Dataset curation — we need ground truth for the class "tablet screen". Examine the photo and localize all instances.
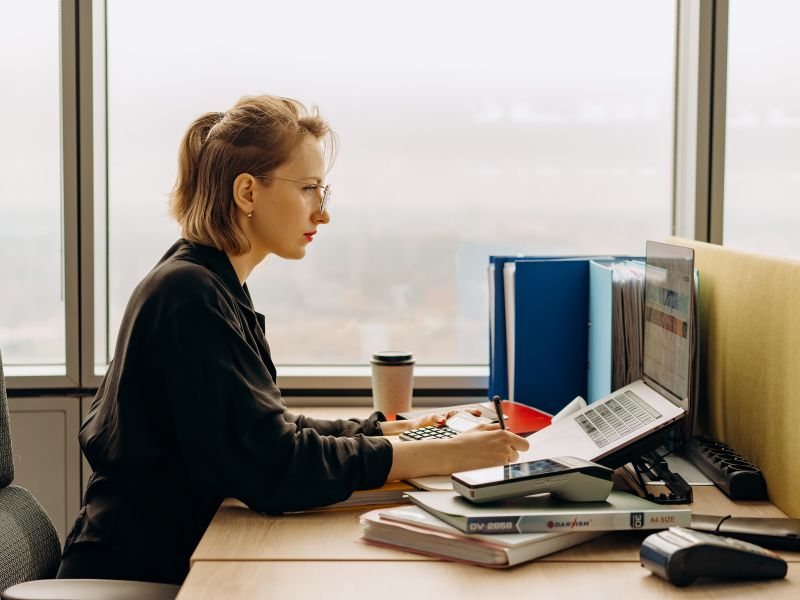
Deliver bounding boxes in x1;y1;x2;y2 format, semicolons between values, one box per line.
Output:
505;459;568;480
457;458;568;486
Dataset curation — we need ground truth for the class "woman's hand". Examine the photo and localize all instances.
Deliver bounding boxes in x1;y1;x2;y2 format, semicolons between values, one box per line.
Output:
379;407;483;436
445;424;530;472
385;423;530;481
409;407;483;430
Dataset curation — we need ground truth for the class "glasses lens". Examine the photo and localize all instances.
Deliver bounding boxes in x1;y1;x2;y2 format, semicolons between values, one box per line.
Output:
321;185;331;212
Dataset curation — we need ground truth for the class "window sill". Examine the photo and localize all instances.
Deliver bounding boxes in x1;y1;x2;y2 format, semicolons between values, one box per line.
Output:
6;364;489;398
274;365;488;390
5;365;67;377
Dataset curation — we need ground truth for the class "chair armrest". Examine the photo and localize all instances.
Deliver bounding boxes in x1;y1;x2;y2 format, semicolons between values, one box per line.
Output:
1;578;179;600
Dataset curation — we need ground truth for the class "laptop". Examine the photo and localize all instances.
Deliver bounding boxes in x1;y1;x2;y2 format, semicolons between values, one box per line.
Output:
519;241;696;467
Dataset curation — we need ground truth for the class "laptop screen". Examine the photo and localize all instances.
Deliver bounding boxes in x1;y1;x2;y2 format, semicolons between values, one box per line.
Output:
642;241;695;408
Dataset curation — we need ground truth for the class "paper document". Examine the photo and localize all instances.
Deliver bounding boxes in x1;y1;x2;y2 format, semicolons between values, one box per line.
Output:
503;262;516;402
551;396;587;424
405;475;453;492
612;261;645;391
488;264;495;369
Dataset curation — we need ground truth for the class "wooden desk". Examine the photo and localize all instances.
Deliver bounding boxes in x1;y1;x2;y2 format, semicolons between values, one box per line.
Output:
179;562;800;600
189;486;799;565
178;407;799;598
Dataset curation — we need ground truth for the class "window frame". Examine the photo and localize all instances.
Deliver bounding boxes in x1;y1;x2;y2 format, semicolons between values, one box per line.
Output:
5;0;81;390
6;0;727;404
673;0;728;243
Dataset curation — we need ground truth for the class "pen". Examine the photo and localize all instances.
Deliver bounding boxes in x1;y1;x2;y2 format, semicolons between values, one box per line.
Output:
492;395;507;430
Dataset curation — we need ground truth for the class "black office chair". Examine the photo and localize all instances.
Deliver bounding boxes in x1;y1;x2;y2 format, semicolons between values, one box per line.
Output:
0;349;179;599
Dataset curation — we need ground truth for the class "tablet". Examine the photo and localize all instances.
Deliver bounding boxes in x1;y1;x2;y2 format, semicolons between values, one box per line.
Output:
452;456;613;503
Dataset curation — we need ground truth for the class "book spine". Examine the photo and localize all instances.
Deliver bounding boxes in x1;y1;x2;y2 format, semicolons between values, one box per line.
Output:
464;510;690;534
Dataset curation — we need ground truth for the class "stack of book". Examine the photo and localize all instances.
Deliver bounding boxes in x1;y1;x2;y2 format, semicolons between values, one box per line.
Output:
360;490;691;568
321;481;414;511
286;481;415;515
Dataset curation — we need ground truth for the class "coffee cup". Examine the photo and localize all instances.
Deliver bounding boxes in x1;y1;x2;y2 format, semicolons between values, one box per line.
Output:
370;351;415;419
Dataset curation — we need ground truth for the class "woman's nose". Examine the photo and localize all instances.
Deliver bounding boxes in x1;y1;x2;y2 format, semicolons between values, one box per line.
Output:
315;208;330;224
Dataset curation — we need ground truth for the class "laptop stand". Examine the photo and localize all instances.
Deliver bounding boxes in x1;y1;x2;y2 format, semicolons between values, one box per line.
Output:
595;421;693;505
629;448;693;505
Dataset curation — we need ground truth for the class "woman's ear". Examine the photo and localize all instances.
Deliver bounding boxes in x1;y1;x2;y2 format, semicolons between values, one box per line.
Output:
232;173;257;216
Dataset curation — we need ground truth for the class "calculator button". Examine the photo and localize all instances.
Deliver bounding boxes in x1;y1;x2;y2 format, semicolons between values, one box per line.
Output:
402;424;464;441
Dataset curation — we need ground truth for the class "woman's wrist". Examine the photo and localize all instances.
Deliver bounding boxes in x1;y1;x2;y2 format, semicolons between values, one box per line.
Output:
379;419;414;436
386;438;448;480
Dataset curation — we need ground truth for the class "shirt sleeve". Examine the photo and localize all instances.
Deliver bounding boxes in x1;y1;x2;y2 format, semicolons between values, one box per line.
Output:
154;301;393;514
282;411;386;437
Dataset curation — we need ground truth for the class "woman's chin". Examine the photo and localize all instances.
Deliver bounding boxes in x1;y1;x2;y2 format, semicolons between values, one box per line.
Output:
276;247;307;261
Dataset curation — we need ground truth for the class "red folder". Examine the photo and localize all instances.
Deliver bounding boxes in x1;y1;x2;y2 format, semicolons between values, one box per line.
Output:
495;400;552;436
397;401;551;436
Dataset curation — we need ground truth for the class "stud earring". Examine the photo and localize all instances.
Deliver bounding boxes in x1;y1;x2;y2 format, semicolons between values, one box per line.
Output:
247;211;253;218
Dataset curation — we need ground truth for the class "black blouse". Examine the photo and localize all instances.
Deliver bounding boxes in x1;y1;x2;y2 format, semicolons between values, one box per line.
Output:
63;239;393;583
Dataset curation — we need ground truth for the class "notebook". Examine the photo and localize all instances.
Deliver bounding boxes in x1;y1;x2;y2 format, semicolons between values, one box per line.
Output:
360;505;602;567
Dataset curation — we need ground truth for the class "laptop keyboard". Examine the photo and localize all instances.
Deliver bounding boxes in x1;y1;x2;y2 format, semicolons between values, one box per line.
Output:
575;391;663;448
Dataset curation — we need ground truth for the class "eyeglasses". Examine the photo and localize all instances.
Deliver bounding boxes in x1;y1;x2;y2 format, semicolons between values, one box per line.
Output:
254;175;331;213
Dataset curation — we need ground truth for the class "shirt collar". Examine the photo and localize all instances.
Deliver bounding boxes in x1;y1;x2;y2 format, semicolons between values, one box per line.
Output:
172;238;258;315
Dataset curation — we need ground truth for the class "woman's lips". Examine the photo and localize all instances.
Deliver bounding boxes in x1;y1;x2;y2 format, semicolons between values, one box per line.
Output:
303;231;317;242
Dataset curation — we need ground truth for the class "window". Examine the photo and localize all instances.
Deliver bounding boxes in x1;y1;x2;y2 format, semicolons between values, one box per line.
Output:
0;1;65;372
724;0;800;259
96;0;676;370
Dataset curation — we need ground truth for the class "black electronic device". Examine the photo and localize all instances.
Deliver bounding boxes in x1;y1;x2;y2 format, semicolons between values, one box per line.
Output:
640;527;787;587
684;436;768;500
604;423;694;505
452;456;613;503
691;514;800;551
628;448;693;505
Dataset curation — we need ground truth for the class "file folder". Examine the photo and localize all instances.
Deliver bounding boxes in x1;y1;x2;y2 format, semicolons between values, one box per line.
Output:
587;259;647;402
488;256;513;402
489;254;638;415
488;251;700;429
488;255;581;402
587;260;614;403
505;259;591;415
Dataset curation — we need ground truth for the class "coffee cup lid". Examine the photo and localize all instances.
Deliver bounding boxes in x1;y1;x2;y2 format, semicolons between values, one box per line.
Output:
371;350;414;365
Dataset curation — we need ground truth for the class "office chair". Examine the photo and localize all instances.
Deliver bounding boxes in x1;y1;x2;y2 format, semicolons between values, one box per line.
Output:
0;349;179;599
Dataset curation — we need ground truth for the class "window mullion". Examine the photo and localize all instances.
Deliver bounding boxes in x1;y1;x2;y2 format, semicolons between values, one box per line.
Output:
75;0;103;389
62;0;81;387
674;0;727;244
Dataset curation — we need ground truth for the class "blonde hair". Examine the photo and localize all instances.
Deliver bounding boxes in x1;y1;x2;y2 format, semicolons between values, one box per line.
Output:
170;95;335;255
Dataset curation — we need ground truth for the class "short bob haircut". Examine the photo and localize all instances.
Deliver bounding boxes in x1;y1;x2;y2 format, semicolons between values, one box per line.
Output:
170;95;335;255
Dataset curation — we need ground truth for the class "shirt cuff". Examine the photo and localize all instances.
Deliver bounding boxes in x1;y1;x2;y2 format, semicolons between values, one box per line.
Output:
358;435;394;489
363;411;387;436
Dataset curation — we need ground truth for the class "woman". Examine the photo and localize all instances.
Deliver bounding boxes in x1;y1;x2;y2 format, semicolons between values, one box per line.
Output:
58;95;528;584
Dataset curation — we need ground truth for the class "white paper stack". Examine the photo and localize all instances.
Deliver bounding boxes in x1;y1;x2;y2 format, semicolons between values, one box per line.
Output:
611;261;646;391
